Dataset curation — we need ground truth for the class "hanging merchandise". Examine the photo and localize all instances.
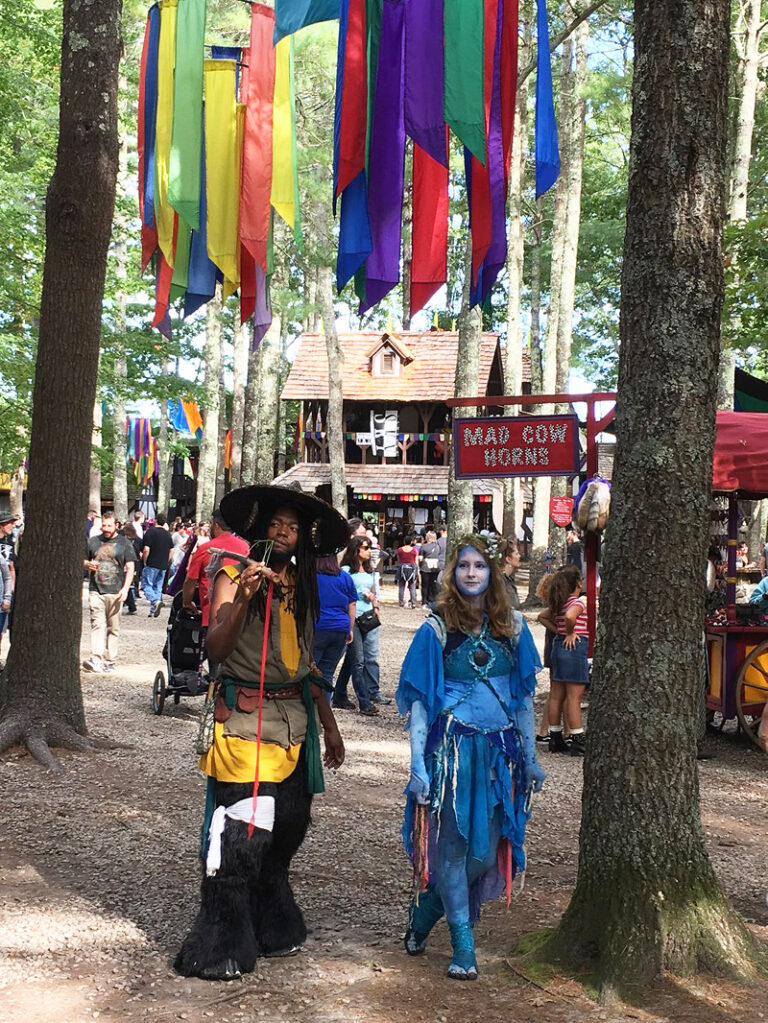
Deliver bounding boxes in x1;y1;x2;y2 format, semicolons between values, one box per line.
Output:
332;0;559;314
138;1;301;341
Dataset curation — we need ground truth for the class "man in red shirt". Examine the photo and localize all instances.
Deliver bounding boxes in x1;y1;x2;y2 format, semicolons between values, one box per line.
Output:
182;509;250;627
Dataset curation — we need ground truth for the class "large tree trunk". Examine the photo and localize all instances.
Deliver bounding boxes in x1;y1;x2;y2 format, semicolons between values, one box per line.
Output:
214;352;228;508
0;0;122;768
254;317;282;485
315;203;347;515
156;393;171;517
448;239;482;541
229;321;249;488
545;0;757;994
502;11;532;541
196;290;222;519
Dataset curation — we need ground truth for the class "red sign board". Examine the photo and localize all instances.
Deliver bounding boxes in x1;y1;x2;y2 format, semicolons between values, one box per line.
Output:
452;415;580;479
550;496;574;527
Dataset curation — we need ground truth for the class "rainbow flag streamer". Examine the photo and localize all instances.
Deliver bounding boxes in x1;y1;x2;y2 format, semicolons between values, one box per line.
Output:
332;0;559;313
138;1;302;340
128;418;158;486
169;398;204;442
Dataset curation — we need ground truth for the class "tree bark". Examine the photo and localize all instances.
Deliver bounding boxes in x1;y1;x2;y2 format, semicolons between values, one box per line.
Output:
229;320;249;488
0;0;122;767
254;317;282;485
196;289;222;519
545;0;758;994
502;9;532;541
88;395;102;513
529;201;544;392
315;203;347;515
719;0;763;408
214;352;228;509
156;391;171;517
241;341;260;485
112;95;129;523
448;238;482;541
9;463;25;520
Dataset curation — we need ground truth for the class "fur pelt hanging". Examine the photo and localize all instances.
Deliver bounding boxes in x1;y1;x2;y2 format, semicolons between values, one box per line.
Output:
576;478;611;533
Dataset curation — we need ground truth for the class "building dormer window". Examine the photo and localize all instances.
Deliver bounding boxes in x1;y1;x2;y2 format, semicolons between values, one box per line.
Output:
382;352;395;374
372;348;400;376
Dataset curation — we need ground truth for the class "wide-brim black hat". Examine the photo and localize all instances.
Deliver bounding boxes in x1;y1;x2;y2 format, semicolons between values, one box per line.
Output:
220;484;349;556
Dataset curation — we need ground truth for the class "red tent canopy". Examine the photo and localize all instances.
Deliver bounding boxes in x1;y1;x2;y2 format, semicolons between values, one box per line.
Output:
713;410;768;496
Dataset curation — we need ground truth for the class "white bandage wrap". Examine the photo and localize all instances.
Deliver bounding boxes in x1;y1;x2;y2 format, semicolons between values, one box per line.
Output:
206;795;276;877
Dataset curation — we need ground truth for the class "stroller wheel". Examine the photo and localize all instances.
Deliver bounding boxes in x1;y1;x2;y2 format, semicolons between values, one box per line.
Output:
173;691;181;705
152;671;166;715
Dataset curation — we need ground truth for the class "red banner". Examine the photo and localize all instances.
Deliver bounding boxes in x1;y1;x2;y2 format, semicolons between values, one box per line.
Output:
550;496;574;527
452;415;580;479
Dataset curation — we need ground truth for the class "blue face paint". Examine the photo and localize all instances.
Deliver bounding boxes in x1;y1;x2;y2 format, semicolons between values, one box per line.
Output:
454;547;491;598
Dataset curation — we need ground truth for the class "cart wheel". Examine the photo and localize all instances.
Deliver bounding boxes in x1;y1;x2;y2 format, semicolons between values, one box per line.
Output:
152;671;166;715
735;639;768;753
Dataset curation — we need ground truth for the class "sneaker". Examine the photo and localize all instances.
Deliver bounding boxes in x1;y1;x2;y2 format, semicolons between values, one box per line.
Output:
359;704;380;716
153;601;163;618
535;734;549;746
82;657;103;673
371;694;392;705
102;662;116;673
148;603;156;617
548;730;569;754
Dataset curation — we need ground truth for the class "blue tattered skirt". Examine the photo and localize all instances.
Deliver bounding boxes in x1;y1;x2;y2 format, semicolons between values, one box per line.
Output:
402;714;530;922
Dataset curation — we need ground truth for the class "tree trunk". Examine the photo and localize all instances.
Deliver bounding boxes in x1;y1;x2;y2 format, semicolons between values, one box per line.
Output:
545;0;757;994
88;396;103;513
254;317;282;485
112;94;129;523
502;11;531;540
0;0;122;768
229;320;249;488
156;392;171;517
315;202;347;515
719;0;762;408
9;463;25;519
196;289;222;519
529;201;544;392
214;352;228;508
448;239;482;541
241;341;260;485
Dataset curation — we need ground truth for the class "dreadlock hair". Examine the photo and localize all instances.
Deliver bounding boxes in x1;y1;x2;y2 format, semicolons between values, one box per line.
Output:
437;535;512;638
547;564;582;619
340;535;370;575
244;503;320;628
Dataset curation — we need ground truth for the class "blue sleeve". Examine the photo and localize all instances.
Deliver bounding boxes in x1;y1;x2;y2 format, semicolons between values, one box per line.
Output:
396;622;445;725
515;618;541;697
343;572;358;602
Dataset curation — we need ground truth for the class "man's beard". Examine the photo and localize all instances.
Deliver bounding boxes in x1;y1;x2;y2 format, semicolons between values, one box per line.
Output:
268;543;297;567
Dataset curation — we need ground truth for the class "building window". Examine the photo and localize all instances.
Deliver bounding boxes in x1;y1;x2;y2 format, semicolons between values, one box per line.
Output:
382;352;395;374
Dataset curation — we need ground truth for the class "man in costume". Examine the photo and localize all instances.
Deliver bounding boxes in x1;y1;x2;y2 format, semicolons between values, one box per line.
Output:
397;536;544;980
175;485;348;981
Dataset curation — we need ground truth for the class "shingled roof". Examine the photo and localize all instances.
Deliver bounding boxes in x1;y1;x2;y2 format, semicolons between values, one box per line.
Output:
281;330;523;402
271;462;501;497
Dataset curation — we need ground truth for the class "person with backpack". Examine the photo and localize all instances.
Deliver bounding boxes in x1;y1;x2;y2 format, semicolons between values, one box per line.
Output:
397;535;543;980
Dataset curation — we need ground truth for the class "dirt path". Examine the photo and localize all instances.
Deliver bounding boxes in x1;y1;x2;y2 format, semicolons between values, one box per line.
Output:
0;588;767;1023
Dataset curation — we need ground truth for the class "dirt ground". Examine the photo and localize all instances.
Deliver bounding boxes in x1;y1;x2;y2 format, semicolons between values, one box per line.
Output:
1;581;767;1023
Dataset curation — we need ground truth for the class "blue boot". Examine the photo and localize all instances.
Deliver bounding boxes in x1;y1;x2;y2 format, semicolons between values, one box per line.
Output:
447;921;478;980
404;886;444;956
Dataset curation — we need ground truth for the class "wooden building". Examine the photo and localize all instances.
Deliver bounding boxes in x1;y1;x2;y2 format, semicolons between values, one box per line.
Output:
276;330;531;538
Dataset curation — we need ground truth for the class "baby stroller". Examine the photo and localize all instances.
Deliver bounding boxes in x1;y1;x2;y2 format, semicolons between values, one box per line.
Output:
152;592;209;714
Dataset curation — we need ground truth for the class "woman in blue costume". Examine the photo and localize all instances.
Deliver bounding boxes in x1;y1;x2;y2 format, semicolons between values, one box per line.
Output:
397;536;544;980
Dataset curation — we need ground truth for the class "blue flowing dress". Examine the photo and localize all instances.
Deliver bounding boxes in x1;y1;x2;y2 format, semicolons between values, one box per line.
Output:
397;614;541;922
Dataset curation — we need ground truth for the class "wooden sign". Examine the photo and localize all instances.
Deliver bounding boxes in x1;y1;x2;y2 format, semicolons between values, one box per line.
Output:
452;415;580;479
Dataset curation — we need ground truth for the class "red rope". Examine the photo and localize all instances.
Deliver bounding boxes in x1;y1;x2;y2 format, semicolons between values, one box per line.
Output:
248;579;274;839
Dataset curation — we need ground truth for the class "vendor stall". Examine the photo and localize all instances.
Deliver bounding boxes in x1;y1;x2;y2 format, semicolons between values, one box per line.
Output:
706;411;768;749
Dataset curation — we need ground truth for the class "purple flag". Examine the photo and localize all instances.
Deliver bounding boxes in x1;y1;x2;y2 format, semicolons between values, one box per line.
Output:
253;264;272;347
404;0;447;167
362;0;406;313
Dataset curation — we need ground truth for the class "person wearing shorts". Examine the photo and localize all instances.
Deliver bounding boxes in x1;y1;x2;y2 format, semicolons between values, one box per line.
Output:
538;565;588;756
